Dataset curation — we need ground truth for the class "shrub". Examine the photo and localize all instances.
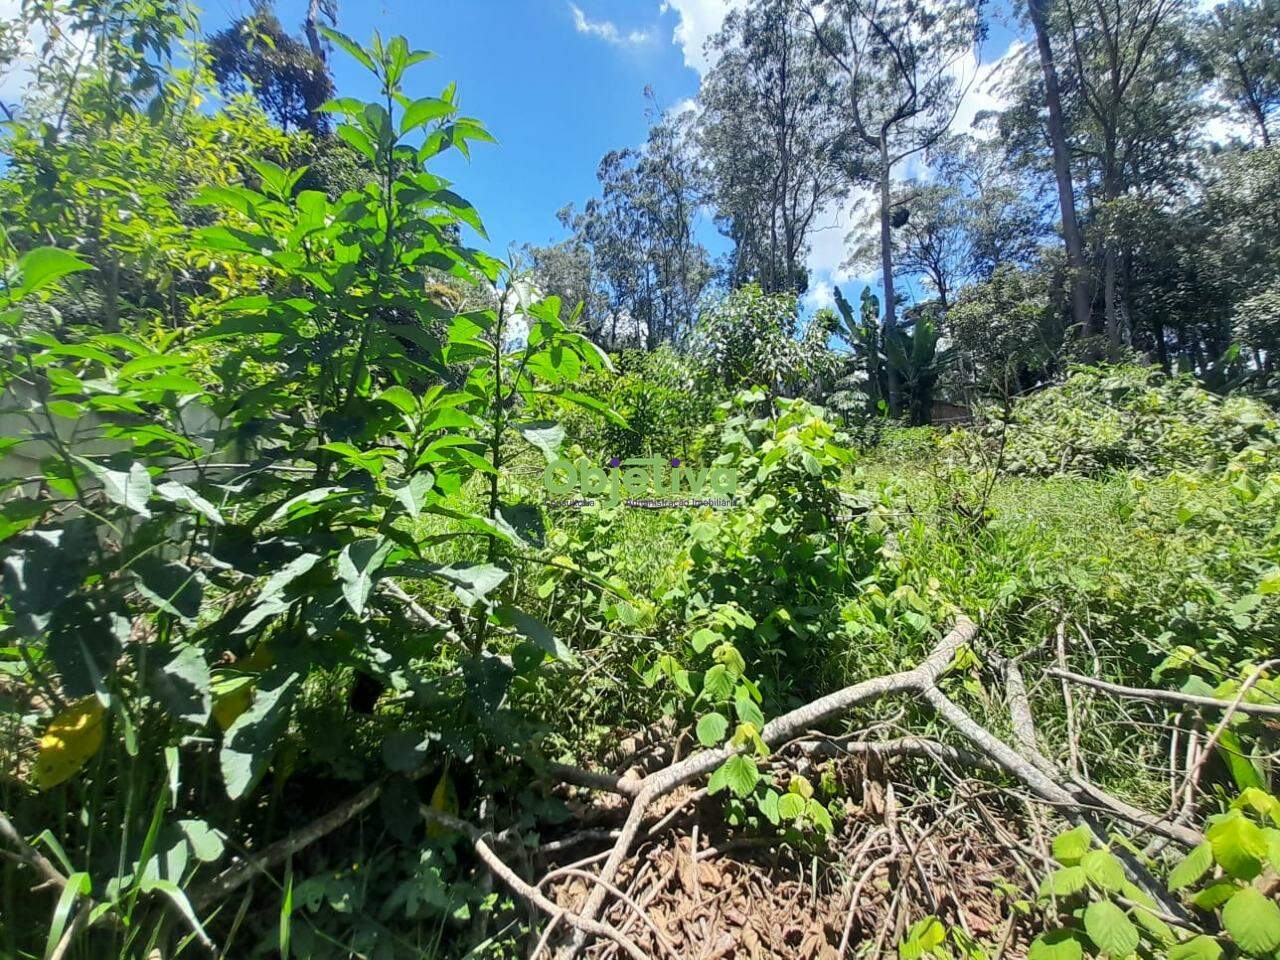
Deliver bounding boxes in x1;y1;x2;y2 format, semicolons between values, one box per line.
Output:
948;365;1280;478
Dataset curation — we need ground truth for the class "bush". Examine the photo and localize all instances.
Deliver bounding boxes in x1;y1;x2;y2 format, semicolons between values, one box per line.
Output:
948;364;1280;477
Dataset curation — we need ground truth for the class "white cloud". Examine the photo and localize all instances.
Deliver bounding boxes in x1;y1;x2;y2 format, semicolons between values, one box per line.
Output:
660;0;740;74
569;3;653;46
947;39;1025;140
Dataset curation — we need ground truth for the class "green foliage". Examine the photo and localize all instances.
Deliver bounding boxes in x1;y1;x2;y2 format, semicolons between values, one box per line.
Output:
950;365;1279;478
0;24;617;957
1036;793;1280;960
686;284;840;399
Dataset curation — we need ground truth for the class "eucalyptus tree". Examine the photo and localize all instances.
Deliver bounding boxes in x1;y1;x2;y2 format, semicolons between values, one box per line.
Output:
698;0;847;294
561;105;713;349
1200;0;1280;146
1023;0;1094;340
1051;0;1202;359
803;0;983;415
208;1;334;134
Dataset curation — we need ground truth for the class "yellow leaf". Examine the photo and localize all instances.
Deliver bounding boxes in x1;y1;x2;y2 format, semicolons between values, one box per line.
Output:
36;698;105;790
425;771;459;838
211;678;254;731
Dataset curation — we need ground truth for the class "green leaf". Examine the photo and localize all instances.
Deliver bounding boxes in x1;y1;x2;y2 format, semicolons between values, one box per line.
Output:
400;96;453;133
1167;936;1223;960
1052;825;1093;866
496;604;575;664
690;628;720;653
44;870;91;960
696;712;729;747
1208;810;1268;880
806;798;833;832
138;877;212;950
155;480;223;525
1082;900;1139;957
1190;881;1240;911
428;563;508;606
177;819;225;863
1130;900;1177;946
337;538;392;617
514;421;565;462
1082;849;1125;892
1217;729;1266;793
381;729;431;773
1042;866;1088;897
132;558;203;621
393;472;434;521
733;693;765;730
17;247;92;299
148;644;211;724
707;754;758;799
701;664;735;701
220;671;299;800
899;917;946;960
1169;842;1214;892
778;792;806;820
77;458;152;517
1221;887;1280;955
1026;930;1084;960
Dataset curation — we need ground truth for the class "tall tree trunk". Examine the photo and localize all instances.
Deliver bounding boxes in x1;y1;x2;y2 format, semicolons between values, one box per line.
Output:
879;136;902;417
1027;0;1093;342
304;0;327;64
1104;248;1121;360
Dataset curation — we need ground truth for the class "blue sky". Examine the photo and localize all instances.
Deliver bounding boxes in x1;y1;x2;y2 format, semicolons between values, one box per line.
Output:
200;0;1025;310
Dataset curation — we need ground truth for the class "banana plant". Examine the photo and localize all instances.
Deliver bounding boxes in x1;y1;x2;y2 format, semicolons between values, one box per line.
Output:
883;312;952;426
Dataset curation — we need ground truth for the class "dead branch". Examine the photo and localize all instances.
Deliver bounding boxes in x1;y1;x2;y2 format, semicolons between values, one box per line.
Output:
1046;667;1280;718
192;778;391;910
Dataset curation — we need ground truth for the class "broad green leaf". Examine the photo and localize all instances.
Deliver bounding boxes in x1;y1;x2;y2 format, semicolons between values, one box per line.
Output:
156;480;223;525
132;558;202;621
707;754;758;799
1082;849;1125;892
778;792;806;820
1042;866;1088;897
1052;825;1093;866
514;421;565;462
400;96;452;133
1082;900;1138;957
898;917;946;960
1190;881;1240;911
1027;930;1084;960
701;663;735;701
77;458;152;517
177;819;225;863
1221;887;1280;955
1168;842;1214;892
428;563;508;606
690;628;720;653
696;712;728;747
148;644;211;724
394;472;434;521
17;247;91;299
496;604;575;663
337;538;392;616
1167;936;1223;960
220;671;299;800
1207;810;1268;880
733;693;765;730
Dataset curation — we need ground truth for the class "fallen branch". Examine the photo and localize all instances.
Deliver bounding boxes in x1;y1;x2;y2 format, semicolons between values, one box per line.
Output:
563;616;982;956
1046;667;1280;718
192;778;389;910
